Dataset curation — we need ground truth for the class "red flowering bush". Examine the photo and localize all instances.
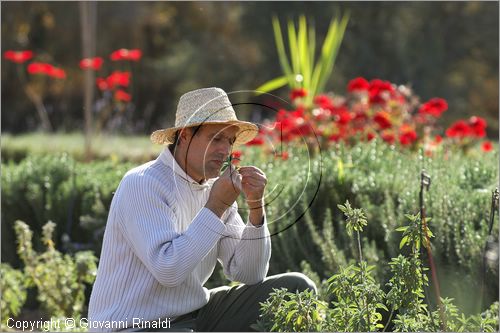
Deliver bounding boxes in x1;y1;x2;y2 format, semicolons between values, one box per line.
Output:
4;47;142;133
4;50;33;64
80;48;142;132
82;48;141;105
249;77;493;156
4;50;68;131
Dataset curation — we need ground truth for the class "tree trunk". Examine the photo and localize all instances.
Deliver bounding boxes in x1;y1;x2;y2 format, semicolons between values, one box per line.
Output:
79;2;97;161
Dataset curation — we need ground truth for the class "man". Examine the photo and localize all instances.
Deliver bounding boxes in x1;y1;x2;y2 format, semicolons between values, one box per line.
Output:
88;87;316;332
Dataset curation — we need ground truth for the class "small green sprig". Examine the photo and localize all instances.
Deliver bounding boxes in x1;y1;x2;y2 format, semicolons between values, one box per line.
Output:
220;154;241;175
396;213;434;255
337;200;368;236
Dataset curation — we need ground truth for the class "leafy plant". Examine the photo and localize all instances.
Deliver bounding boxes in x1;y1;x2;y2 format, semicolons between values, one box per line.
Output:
14;220;97;319
256;14;349;107
396;213;434;255
327;262;387;331
338;200;368;261
0;263;28;324
253;288;327;332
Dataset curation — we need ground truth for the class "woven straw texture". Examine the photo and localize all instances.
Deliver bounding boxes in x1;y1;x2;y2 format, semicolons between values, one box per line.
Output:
151;88;258;146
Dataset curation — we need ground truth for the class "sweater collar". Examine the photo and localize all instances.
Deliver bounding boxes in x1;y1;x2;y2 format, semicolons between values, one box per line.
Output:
159;148;214;190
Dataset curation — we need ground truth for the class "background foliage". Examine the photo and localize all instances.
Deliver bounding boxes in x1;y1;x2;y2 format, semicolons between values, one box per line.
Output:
2;2;498;136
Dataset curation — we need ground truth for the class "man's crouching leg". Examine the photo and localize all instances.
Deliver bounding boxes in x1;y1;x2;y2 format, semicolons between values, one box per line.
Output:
196;272;317;332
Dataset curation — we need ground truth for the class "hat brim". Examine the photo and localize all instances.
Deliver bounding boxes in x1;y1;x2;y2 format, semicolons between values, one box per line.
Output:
150;120;259;147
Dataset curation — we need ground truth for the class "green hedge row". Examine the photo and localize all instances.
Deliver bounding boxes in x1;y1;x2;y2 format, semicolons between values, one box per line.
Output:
1;154;133;266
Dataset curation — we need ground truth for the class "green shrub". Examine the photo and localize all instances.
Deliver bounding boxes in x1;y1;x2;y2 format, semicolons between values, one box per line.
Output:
14;220;97;319
0;263;28;323
1;154;133;266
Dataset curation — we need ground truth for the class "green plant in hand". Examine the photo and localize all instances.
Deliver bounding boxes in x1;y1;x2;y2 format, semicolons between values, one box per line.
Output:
220;154;241;175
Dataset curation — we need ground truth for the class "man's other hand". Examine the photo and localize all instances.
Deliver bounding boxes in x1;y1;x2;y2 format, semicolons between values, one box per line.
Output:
205;165;242;217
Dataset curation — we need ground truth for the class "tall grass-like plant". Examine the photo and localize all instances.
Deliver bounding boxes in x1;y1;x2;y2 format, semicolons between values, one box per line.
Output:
256;14;349;106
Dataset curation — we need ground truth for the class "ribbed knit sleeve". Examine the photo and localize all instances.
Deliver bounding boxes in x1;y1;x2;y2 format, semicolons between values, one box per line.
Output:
117;172;226;287
217;204;271;285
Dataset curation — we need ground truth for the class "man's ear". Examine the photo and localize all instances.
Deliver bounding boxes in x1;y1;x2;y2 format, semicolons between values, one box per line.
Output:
178;128;191;146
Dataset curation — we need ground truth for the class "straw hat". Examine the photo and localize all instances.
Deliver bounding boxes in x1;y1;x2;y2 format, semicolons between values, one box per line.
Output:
151;87;259;146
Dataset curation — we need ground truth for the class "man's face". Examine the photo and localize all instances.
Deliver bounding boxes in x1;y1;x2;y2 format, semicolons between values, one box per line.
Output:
181;124;239;182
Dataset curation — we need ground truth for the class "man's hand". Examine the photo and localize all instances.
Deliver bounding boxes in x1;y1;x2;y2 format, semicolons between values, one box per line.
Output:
238;166;267;226
238;166;267;208
205;165;242;218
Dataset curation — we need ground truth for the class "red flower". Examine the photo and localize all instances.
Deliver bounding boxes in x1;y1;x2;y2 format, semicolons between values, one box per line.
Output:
313;94;334;110
114;89;132;102
481;141;493;152
96;77;109;91
290;88;307;101
246;136;264;146
418;98;448;118
445;120;470;138
231;151;242;164
110;48;142;61
79;57;104;70
468;116;487;138
399;125;418;146
27;62;66;79
366;132;376;141
368;79;394;104
434;135;443;144
47;67;66;79
328;133;342;142
373;111;392;129
347;77;370;92
4;50;34;63
106;71;131;88
27;62;53;75
281;151;289;161
333;107;353;125
381;132;395;144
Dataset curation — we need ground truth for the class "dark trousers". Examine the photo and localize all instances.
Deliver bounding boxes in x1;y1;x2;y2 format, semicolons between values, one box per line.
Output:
164;272;317;332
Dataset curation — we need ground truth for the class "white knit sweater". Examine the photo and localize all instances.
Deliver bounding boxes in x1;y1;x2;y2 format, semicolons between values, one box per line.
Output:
88;148;271;331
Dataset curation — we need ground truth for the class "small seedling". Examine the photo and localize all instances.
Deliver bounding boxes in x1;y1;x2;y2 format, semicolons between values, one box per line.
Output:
220;154;241;175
